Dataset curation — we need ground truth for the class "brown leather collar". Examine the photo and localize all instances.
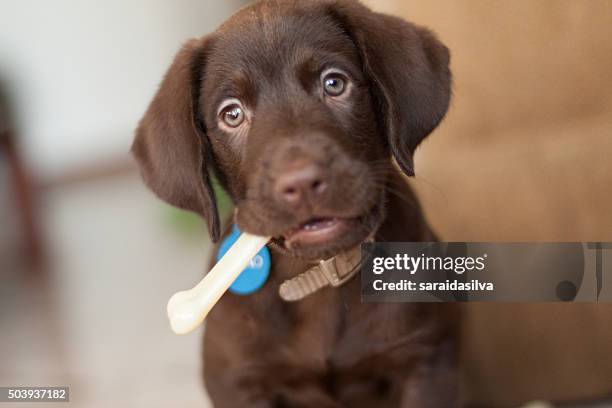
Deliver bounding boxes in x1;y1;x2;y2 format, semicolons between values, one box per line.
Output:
278;244;364;302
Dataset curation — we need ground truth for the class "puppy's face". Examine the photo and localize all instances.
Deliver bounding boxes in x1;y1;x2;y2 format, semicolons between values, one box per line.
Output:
133;0;451;261
203;8;385;259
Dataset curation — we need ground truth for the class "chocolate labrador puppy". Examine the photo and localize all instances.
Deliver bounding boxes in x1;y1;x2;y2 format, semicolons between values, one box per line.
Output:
133;0;459;406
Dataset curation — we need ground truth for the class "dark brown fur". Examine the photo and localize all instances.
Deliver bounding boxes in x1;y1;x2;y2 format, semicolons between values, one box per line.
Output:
133;1;459;406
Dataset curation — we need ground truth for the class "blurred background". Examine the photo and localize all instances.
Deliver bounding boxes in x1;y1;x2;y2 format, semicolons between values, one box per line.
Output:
0;1;611;407
0;1;245;407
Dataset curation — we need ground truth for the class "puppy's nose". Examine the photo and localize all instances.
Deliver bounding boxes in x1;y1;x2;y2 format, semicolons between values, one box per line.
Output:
275;164;328;206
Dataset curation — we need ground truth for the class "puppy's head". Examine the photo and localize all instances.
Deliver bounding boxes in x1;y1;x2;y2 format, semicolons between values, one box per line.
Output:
132;0;451;260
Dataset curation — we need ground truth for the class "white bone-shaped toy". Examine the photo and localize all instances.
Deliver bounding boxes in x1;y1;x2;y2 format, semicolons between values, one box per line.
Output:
167;233;270;335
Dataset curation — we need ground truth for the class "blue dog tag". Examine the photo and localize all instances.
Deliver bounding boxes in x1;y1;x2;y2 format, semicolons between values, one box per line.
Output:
217;225;270;295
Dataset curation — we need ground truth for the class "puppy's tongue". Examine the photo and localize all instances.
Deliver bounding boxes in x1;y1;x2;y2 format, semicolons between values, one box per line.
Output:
283;217;348;247
301;218;339;232
283;218;335;237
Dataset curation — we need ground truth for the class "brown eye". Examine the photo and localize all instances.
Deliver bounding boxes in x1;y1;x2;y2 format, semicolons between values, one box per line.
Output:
323;74;346;97
220;104;245;128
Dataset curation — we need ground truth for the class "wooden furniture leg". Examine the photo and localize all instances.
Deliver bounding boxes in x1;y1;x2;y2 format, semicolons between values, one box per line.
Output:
1;130;45;271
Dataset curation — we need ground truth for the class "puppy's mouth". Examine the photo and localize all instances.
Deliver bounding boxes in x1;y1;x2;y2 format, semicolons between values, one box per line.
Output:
237;191;385;260
267;202;383;260
281;217;357;248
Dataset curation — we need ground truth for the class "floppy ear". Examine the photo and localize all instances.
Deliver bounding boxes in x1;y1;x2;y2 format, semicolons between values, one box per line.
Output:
132;38;220;242
329;1;452;176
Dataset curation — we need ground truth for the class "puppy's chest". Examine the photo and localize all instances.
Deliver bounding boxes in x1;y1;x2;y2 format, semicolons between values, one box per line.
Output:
258;276;413;373
211;254;427;376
